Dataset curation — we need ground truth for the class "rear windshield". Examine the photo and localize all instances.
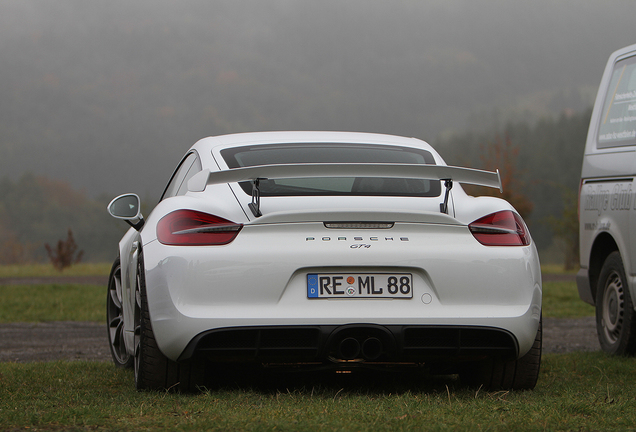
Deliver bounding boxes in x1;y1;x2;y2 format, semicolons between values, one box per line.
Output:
598;55;636;148
220;143;441;197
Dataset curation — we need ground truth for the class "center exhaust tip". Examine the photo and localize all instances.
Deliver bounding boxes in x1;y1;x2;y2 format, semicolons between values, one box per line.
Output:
361;337;383;360
338;337;361;360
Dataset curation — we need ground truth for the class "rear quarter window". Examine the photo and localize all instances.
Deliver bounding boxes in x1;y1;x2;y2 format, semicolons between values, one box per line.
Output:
161;152;202;200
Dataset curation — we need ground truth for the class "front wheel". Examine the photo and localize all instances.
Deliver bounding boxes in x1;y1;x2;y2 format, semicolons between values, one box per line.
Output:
106;258;133;369
595;251;636;355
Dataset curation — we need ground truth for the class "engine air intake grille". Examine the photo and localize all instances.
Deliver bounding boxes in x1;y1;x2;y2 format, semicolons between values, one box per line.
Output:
402;326;517;358
193;327;322;361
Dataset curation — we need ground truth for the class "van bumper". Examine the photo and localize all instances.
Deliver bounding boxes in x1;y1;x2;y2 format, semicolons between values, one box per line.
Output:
576;268;594;305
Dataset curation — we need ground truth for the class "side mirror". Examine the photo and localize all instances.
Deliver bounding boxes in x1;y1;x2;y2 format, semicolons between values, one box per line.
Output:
107;194;144;230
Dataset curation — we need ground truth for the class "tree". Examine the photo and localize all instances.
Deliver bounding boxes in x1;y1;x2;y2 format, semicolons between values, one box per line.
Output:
546;185;579;271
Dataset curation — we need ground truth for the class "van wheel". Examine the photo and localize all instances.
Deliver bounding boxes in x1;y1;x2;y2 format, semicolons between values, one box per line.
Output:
596;251;636;355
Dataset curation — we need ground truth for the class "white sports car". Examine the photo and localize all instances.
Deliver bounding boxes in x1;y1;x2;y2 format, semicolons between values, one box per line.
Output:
106;131;542;391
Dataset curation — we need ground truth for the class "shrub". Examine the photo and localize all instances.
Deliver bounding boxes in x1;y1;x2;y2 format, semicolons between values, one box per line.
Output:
44;229;84;271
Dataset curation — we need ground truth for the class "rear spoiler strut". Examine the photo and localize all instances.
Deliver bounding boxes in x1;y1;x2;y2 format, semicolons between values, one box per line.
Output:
188;163;502;217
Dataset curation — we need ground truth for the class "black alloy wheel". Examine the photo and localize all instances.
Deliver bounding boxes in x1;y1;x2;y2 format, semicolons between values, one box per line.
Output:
106;258;133;368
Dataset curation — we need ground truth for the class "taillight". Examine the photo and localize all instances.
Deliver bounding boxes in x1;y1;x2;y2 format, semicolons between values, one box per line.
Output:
469;211;531;246
157;210;242;246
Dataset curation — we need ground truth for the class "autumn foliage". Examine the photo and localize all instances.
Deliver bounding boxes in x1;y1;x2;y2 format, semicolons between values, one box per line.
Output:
469;133;534;219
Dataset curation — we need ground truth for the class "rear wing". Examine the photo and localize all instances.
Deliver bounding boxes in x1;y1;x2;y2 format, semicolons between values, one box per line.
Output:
187;163;502;216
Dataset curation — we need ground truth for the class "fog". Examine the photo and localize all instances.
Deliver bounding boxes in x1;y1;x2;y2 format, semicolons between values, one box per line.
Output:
1;0;635;199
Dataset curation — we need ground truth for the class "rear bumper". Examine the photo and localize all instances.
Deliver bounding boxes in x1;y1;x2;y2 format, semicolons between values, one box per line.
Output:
178;324;518;365
141;221;542;362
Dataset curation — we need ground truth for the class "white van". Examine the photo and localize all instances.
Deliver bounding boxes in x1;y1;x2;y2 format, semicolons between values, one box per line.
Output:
579;43;636;355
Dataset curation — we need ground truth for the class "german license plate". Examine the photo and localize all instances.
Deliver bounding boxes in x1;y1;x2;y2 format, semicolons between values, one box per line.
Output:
307;273;413;299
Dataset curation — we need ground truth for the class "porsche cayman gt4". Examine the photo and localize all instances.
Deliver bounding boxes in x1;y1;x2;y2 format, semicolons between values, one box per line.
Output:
106;131;541;391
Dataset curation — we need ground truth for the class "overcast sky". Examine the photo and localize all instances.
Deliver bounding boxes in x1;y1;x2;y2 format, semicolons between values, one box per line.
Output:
1;0;635;197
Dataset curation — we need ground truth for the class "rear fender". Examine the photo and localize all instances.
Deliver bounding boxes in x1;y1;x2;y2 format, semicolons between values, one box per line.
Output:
118;227;141;355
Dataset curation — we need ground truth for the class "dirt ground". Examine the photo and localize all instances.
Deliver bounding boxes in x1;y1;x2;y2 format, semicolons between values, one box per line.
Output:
0;275;600;363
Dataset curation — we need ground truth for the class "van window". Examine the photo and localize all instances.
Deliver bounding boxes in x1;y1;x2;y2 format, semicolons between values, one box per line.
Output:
598;55;636;148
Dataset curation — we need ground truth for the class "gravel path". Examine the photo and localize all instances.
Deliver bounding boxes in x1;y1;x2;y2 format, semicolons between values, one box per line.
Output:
543;317;599;353
0;321;110;363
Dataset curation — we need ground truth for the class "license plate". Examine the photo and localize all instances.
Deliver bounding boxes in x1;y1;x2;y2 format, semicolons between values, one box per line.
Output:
307;273;413;299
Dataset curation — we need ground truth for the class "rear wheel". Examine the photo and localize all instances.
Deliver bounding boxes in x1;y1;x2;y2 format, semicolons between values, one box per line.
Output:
461;318;542;390
134;252;204;392
106;258;133;368
595;251;636;355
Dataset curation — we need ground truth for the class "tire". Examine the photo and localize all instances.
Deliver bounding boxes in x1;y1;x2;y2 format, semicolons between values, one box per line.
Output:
106;258;133;369
134;252;205;392
460;318;542;390
595;251;636;355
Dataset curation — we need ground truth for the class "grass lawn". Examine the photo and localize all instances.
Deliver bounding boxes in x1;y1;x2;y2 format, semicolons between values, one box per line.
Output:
0;284;104;322
0;262;111;278
542;281;595;318
1;352;635;431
